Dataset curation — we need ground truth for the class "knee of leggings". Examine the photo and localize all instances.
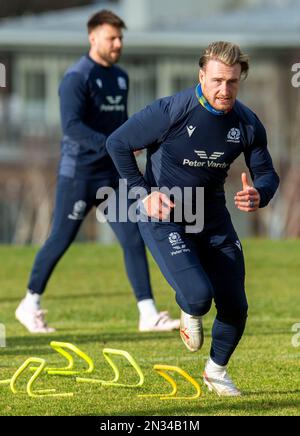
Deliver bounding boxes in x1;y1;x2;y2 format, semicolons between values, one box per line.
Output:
177;295;212;317
42;233;73;254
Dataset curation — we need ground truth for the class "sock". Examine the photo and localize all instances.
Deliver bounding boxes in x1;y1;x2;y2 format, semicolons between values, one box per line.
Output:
205;357;226;375
137;299;158;320
23;290;41;311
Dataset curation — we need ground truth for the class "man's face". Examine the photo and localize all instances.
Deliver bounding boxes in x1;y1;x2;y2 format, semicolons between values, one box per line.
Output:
89;23;123;67
199;59;242;112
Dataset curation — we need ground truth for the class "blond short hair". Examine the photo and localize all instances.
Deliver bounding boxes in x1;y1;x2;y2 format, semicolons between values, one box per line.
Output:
199;41;249;79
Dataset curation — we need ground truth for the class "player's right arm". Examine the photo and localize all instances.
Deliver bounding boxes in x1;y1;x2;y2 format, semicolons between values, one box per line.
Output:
106;97;174;219
59;72;107;155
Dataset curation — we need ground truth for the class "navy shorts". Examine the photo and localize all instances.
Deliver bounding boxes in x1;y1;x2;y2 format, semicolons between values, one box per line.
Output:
138;206;247;319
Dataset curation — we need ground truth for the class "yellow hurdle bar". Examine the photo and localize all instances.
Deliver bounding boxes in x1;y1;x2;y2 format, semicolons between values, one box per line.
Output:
10;357;73;397
77;348;144;388
30;341;94;376
139;364;201;400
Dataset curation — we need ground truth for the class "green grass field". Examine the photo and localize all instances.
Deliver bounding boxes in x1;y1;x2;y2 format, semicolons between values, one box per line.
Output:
0;240;299;416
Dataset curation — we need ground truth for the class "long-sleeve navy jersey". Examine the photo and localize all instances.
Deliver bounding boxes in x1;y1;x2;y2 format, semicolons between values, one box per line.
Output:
106;86;279;208
58;54;128;181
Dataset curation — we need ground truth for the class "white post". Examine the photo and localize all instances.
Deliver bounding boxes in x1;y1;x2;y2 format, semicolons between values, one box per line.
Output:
0;63;6;88
0;324;6;348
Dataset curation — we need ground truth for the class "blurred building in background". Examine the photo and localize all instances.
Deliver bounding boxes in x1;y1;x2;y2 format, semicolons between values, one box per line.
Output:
0;0;299;244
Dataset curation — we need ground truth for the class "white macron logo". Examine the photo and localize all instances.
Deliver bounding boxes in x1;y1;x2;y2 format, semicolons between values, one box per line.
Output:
194;151;224;160
235;240;242;251
96;78;103;88
187;125;196;138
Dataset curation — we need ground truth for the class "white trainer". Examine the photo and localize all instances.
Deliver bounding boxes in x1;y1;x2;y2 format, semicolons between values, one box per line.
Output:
203;370;241;397
139;311;180;332
180;310;203;352
15;300;56;333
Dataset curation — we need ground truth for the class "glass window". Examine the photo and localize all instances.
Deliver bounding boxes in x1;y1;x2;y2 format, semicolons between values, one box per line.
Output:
24;71;46;102
23;71;46;123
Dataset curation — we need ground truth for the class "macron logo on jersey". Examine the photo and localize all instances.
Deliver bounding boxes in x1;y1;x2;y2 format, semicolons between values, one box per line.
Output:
235;240;242;251
187;125;196;138
96;78;103;89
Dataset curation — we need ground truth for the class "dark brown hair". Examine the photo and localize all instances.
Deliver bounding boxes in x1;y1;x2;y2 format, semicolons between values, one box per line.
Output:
87;9;127;34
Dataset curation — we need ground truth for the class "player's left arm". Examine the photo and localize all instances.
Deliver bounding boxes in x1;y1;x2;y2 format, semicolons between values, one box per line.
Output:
124;76;141;158
235;117;280;212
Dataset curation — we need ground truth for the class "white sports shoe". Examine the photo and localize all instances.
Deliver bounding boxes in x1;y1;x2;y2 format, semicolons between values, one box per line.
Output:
15;300;56;333
180;310;203;352
139;311;180;332
203;370;241;397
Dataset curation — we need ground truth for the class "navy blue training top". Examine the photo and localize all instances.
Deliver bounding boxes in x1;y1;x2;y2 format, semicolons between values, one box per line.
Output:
106;86;279;208
58;54;128;182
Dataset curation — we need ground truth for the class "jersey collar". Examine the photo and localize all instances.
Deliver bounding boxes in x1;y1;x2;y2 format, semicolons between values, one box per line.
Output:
195;84;225;116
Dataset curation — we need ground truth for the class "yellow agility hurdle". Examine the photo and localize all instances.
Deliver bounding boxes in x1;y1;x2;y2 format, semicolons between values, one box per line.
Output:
139;364;201;400
76;348;144;388
30;341;94;376
8;357;73;397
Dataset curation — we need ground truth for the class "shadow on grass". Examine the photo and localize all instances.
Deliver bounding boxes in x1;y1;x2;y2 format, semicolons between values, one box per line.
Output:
0;296;23;304
0;291;126;304
243;330;295;337
85;396;300;416
46;292;128;301
1;331;176;357
244;389;300;396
